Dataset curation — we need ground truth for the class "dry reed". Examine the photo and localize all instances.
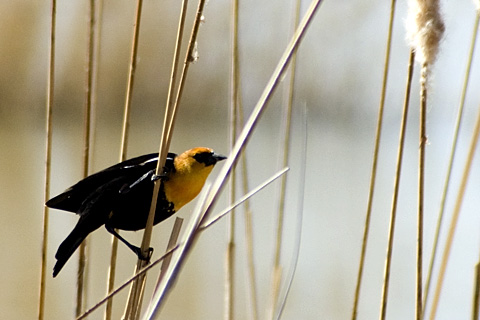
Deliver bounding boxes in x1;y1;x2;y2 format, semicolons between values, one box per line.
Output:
38;1;56;319
351;1;397;319
423;11;480;320
379;49;415;320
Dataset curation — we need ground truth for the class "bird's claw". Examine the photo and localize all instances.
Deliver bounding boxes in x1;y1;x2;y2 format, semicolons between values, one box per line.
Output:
135;247;154;262
152;167;170;182
151;174;164;181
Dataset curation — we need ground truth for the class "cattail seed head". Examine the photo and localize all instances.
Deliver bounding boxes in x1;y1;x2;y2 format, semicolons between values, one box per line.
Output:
406;0;445;66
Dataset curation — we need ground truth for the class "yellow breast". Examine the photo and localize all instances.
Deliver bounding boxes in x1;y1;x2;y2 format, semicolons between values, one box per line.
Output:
163;155;214;211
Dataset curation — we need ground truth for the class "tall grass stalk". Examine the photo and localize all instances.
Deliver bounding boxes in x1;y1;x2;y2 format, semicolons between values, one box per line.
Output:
416;63;427;320
351;2;396;319
231;86;259;319
117;0;145;317
239;126;258;320
406;1;444;318
201;168;290;229
473;261;480;320
153;218;184;292
429;105;480;319
268;0;301;318
75;0;98;315
226;0;239;317
379;49;415;320
38;1;56;319
103;0;143;313
423;12;480;319
272;104;307;320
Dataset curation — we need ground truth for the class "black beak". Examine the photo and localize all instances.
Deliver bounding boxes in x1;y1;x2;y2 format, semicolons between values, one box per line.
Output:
212;153;227;163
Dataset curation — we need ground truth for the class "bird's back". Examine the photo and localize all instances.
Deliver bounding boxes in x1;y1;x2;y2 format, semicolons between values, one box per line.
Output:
46;153;175;214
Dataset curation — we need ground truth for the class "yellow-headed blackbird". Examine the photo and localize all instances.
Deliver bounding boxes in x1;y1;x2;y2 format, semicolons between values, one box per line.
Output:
47;147;226;277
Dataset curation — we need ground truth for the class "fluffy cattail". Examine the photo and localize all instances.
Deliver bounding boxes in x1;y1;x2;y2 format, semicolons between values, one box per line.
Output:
406;0;445;66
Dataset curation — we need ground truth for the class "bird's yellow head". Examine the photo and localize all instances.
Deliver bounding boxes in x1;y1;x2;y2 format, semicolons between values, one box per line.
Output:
164;147;226;211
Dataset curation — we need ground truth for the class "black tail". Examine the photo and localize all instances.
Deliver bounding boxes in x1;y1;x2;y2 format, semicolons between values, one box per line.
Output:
53;227;88;277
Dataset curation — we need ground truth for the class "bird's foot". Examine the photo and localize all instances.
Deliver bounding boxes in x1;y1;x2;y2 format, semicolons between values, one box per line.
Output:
151;166;172;182
135;246;154;262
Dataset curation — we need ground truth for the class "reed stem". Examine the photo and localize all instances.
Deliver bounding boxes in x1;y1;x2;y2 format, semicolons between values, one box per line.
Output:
351;1;396;318
423;13;480;319
379;49;415;320
38;1;56;319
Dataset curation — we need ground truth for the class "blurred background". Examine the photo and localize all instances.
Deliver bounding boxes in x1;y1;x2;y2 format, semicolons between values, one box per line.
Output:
1;0;480;319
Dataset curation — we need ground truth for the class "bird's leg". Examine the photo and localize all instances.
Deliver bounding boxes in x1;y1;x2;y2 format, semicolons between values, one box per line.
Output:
105;224;153;261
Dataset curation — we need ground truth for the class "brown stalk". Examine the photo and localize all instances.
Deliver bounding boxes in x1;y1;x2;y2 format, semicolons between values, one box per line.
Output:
379;49;415;320
473;262;480;320
268;0;301;317
423;13;480;318
200;168;290;230
76;0;97;315
154;218;184;290
38;1;56;319
105;0;144;317
225;0;239;318
240;119;259;320
417;63;428;320
272;104;307;320
429;104;480;320
113;0;145;318
351;1;396;319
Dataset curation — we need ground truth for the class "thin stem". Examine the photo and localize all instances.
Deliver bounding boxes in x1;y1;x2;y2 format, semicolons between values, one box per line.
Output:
118;0;145;318
124;0;193;317
226;0;239;318
161;0;189;160
229;7;258;318
269;0;301;316
119;0;143;159
240;118;258;320
154;218;184;290
164;0;206;144
200;168;290;229
473;262;480;320
429;105;480;320
272;104;307;320
379;49;415;320
417;63;428;320
38;1;56;319
105;237;118;320
351;1;396;319
76;0;97;315
423;13;480;319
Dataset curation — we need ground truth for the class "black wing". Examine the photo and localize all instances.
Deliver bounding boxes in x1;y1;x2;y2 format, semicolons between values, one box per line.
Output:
46;152;176;213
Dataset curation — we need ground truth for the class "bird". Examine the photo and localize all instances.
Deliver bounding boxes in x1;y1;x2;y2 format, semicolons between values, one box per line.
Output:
46;147;226;277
